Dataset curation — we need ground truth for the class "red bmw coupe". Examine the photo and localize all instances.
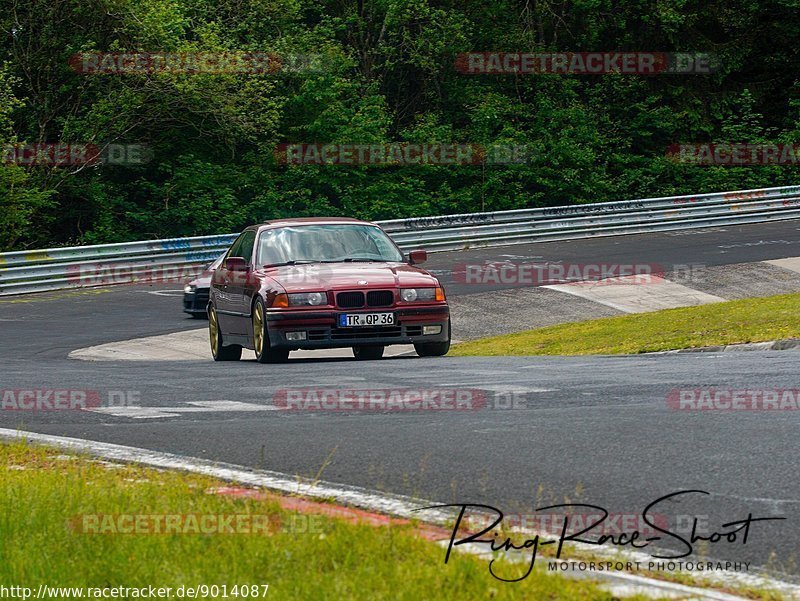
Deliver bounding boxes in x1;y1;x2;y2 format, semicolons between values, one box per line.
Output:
208;218;451;362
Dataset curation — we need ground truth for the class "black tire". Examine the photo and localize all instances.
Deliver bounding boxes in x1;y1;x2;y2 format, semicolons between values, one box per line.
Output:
209;305;242;361
414;323;451;357
352;345;385;360
190;312;207;320
253;298;290;364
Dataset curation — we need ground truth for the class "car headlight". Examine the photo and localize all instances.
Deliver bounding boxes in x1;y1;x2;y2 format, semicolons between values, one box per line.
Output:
184;284;196;294
400;288;442;302
287;292;326;306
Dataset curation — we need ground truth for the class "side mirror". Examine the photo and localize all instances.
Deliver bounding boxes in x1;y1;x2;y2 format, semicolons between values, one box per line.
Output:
225;257;248;272
408;250;428;265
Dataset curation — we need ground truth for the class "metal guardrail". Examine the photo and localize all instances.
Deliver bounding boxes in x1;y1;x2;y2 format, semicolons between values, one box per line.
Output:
2;184;800;296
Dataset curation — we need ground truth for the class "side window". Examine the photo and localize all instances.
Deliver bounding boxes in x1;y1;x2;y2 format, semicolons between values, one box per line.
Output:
226;233;245;261
238;231;257;266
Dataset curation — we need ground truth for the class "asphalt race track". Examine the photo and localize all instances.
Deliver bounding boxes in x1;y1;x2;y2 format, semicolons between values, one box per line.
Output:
3;220;800;578
428;219;800;294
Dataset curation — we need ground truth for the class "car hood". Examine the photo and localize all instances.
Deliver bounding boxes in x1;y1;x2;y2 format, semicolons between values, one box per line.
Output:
187;275;212;288
260;262;439;292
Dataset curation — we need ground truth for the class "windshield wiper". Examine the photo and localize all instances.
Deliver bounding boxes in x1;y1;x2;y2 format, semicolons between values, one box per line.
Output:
285;258;393;264
263;260;319;267
342;258;388;262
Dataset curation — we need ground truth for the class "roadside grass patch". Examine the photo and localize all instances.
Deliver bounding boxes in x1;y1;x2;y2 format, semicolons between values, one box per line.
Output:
0;442;629;600
450;292;800;356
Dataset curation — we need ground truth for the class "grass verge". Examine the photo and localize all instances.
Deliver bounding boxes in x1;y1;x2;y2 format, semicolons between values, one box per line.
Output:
450;292;800;356
0;442;636;600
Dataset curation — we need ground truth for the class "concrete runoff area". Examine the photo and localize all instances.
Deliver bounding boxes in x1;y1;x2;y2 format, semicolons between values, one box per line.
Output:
766;256;800;274
543;275;725;313
69;328;416;362
669;261;800;300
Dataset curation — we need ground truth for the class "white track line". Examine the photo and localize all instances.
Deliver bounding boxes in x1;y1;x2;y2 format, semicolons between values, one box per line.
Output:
0;428;794;600
84;400;286;419
0;428;452;521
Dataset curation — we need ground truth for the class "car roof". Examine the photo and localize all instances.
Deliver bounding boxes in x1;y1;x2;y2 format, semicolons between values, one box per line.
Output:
249;217;376;231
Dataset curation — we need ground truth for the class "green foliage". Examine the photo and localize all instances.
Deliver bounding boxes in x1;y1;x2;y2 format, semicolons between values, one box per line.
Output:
451;292;800;356
0;64;55;249
0;443;620;599
1;0;799;249
0;165;55;250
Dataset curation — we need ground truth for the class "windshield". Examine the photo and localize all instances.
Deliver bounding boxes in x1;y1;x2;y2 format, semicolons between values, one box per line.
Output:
255;224;404;266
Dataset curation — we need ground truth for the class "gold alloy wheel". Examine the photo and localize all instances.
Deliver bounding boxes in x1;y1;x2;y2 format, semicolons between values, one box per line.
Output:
209;308;219;356
253;302;264;357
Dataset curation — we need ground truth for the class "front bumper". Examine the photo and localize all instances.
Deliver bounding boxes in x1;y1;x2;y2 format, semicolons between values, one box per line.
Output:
183;288;210;315
265;305;450;349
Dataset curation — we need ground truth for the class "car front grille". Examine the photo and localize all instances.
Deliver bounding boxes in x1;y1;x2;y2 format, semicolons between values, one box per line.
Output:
336;290;395;309
184;288;209;311
366;290;394;307
336;291;365;308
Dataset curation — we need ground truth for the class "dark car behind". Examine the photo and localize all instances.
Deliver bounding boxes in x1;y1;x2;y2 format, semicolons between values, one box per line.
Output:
183;253;225;317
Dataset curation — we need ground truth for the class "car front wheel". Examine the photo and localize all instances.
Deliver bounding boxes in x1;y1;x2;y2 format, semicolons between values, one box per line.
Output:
414;323;451;357
253;298;290;364
209;305;242;361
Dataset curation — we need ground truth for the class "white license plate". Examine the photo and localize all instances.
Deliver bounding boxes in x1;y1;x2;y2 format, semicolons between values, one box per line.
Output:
339;313;395;327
